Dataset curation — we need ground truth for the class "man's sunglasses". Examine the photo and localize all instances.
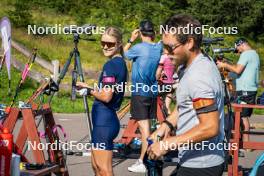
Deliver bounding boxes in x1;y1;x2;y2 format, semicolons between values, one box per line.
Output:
101;41;116;48
163;43;182;54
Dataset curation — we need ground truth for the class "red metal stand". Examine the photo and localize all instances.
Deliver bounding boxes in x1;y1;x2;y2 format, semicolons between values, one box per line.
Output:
118;96;167;145
228;103;264;176
3;103;69;176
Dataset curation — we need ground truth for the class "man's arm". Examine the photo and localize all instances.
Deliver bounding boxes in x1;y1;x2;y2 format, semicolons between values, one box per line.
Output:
147;110;220;160
165;110;219;149
124;42;132;52
149;107;178;141
217;61;245;75
124;29;140;52
164;107;178;127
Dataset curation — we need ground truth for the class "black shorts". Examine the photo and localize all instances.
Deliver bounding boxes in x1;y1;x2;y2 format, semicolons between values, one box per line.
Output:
158;83;175;96
236;91;257;118
130;95;157;120
171;163;224;176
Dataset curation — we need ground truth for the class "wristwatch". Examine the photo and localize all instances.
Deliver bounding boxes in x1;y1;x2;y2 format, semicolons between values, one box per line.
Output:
127;39;133;44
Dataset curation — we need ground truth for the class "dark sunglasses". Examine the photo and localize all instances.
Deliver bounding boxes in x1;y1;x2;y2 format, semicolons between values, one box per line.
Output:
101;41;116;48
163;43;182;54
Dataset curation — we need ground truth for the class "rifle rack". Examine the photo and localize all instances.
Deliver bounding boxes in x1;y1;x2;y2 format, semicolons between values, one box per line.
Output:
3;103;69;176
117;96;167;145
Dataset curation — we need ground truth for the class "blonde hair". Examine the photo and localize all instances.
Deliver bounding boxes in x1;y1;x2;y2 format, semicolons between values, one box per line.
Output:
104;26;124;57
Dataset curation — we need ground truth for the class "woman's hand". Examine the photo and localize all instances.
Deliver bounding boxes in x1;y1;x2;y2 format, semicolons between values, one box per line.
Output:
76;82;88;89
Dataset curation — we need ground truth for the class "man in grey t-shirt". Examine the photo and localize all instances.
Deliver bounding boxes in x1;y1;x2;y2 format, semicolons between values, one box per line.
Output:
147;14;225;176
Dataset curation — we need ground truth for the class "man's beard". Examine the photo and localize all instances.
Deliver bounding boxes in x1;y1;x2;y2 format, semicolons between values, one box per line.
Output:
173;53;188;66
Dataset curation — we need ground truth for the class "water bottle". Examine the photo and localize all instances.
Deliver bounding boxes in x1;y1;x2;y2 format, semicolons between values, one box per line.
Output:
11;154;20;176
143;138;163;176
130;138;142;150
0;128;13;176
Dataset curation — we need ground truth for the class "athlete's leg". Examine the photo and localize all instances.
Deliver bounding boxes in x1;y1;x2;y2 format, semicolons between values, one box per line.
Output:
242;117;250;142
91;151;100;176
137;119;151;160
92;149;113;176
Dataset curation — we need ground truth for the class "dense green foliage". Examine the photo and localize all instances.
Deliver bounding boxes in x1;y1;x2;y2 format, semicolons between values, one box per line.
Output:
7;0;264;40
8;0;33;27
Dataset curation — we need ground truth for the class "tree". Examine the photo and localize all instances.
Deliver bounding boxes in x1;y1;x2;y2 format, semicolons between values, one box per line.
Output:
8;0;33;27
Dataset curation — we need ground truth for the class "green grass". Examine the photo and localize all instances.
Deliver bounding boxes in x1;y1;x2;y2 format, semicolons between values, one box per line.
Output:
0;66;130;113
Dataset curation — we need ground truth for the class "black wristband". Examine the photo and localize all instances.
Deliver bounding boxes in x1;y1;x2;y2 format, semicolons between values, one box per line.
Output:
163;120;175;132
86;87;93;95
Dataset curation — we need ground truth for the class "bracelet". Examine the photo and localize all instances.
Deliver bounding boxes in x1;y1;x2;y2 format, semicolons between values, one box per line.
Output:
163;120;175;132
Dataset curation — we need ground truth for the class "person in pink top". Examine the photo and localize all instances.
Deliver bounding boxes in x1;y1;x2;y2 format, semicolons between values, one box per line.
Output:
156;53;177;114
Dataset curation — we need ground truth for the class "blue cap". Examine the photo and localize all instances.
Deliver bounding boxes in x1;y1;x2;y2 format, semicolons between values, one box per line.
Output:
234;38;247;49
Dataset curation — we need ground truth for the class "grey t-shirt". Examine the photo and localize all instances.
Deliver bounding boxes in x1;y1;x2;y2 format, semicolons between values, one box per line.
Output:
176;53;225;168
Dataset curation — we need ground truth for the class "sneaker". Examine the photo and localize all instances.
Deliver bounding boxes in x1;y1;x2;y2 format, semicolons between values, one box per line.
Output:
128;159;146;173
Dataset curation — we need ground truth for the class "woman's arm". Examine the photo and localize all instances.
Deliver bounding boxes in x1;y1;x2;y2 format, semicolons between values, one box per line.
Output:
156;66;163;80
91;87;113;103
76;82;113;103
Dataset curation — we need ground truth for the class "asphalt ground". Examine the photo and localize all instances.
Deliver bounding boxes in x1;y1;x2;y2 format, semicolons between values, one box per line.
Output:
14;112;264;176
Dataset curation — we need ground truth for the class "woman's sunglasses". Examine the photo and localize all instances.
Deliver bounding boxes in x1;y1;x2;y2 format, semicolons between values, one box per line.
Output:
101;41;116;48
